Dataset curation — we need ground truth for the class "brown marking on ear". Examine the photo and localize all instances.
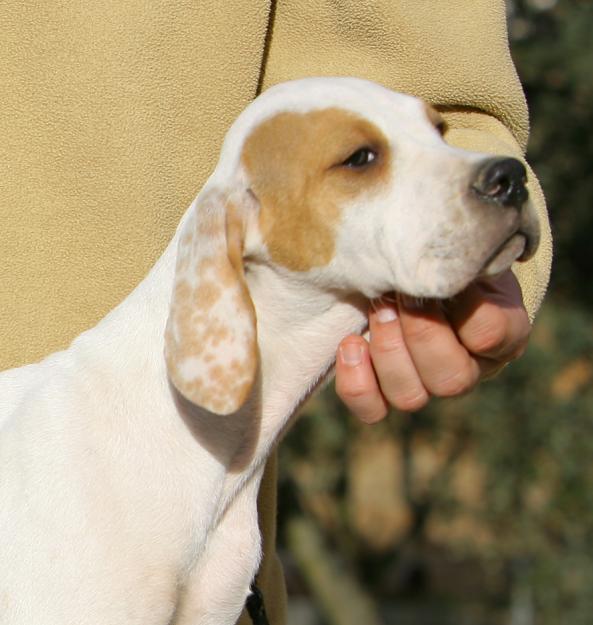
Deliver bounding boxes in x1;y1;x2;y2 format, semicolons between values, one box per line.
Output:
423;102;447;135
165;193;258;415
196;280;222;310
241;108;390;272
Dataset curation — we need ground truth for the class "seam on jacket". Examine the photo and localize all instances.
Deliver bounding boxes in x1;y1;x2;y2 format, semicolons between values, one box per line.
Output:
256;0;277;96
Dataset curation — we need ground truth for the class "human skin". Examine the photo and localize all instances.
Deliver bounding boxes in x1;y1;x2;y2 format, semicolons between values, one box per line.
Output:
335;269;529;422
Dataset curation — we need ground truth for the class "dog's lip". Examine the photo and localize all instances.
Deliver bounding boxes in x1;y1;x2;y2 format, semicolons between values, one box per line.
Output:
480;210;540;278
480;232;527;278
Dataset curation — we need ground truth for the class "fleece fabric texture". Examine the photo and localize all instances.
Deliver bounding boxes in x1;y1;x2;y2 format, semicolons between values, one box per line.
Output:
0;1;552;624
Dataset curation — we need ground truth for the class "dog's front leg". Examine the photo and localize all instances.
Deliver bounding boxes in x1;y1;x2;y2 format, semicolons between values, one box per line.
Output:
173;471;264;625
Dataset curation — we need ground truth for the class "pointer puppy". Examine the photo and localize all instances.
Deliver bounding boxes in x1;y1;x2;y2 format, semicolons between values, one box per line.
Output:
0;77;539;625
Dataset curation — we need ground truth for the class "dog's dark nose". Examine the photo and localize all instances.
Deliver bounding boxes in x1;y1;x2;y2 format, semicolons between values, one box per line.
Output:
472;157;528;209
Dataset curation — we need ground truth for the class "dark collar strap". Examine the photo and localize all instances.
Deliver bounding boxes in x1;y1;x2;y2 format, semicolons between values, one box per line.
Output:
246;582;271;625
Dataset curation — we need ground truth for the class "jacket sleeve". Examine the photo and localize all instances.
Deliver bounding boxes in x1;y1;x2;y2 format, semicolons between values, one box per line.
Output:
260;0;552;319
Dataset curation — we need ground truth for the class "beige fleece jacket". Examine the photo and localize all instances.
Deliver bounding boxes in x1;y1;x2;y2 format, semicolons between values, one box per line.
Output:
0;1;551;623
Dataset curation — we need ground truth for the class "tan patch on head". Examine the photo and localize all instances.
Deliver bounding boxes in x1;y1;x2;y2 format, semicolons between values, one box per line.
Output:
241;108;390;272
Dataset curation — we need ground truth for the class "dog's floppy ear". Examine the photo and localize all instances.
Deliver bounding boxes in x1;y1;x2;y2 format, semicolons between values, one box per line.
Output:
165;187;258;415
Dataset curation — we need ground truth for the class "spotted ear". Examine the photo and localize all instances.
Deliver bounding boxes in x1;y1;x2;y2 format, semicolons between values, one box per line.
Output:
165;188;258;415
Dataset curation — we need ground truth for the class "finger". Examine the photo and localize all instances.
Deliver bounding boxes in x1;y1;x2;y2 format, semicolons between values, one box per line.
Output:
368;299;429;412
398;296;481;398
446;270;531;362
476;356;510;380
335;335;389;424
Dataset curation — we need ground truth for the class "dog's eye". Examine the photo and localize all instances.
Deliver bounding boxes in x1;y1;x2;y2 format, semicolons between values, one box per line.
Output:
435;120;447;136
341;147;377;168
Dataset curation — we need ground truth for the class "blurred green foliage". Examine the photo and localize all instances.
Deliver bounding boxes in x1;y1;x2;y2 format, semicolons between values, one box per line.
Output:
279;2;593;624
513;0;593;304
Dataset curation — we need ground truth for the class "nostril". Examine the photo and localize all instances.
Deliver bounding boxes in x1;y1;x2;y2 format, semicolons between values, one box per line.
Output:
472;157;528;208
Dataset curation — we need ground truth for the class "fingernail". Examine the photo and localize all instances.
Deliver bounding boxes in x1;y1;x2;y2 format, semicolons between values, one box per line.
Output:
375;303;398;324
339;343;363;367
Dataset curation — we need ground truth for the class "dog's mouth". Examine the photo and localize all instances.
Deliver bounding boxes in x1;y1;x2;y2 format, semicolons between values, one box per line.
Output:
480;233;526;277
480;222;539;278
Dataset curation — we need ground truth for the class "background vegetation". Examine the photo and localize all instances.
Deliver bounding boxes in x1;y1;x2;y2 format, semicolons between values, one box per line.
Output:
278;2;593;623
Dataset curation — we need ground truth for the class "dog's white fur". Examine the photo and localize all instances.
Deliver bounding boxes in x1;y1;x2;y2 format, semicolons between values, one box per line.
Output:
0;78;538;625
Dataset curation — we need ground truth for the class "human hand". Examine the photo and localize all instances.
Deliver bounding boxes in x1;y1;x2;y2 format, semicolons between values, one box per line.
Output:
335;270;530;423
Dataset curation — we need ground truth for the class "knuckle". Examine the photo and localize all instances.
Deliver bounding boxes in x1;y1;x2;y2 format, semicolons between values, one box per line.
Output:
335;375;375;403
361;405;389;424
432;367;477;398
393;390;429;413
465;306;532;359
371;334;407;357
336;381;368;402
468;314;508;355
402;318;440;346
336;381;388;423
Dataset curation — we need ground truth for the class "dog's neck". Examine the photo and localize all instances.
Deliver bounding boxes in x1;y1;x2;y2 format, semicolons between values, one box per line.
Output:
71;225;367;482
246;263;368;452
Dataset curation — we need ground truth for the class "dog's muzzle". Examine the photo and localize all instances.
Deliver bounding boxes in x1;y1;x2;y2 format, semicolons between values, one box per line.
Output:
471;157;540;276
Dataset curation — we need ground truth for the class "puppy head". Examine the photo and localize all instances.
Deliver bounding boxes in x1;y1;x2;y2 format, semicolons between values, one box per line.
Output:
165;77;540;413
235;78;539;299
